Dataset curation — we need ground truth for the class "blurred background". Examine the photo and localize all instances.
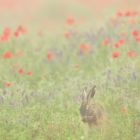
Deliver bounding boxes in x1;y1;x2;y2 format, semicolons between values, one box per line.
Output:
0;0;140;32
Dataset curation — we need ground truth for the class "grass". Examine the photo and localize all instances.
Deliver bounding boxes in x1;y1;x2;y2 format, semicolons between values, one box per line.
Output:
0;14;140;140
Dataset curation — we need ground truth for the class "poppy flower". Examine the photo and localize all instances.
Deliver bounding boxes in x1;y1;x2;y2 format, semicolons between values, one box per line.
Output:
125;11;131;16
102;38;109;45
64;31;70;38
1;34;9;41
3;27;11;36
135;36;140;42
2;51;13;58
114;42;120;48
26;71;32;75
112;51;120;58
4;82;12;87
13;25;26;37
120;106;127;113
17;68;23;74
127;51;136;58
131;30;139;37
119;38;124;44
116;11;123;17
17;25;26;33
13;31;19;37
80;43;90;53
47;51;53;60
65;17;75;25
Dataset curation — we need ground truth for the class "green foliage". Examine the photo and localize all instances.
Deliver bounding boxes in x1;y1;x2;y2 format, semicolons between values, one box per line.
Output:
0;17;140;140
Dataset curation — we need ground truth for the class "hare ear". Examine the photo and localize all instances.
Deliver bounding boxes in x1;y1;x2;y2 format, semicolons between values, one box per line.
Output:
87;85;96;100
81;87;87;101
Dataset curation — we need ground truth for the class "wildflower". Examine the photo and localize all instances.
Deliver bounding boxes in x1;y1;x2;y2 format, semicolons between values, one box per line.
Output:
3;27;11;36
4;82;12;87
102;38;109;45
112;51;120;58
26;71;32;75
13;25;26;37
17;68;23;74
80;43;90;53
127;51;136;58
119;38;124;44
16;25;26;33
2;51;13;58
64;31;70;38
131;30;139;37
13;31;19;37
65;16;75;25
135;36;140;42
1;34;9;41
125;11;131;16
114;42;120;48
47;51;53;60
120;106;127;113
116;11;123;17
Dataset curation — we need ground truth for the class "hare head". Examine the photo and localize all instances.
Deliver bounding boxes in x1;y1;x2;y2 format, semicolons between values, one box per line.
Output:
80;85;107;127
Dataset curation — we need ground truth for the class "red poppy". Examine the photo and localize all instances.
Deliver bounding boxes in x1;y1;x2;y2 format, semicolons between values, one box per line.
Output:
135;36;140;42
17;25;26;33
125;11;131;16
17;68;23;74
1;27;11;41
47;51;53;60
112;51;120;58
65;17;75;25
120;106;127;113
1;34;9;41
102;38;109;45
2;51;13;58
13;31;19;37
131;30;139;37
113;42;120;48
4;82;12;87
64;31;70;38
80;43;90;53
119;38;124;44
13;25;26;37
116;11;123;17
127;51;136;58
3;27;11;36
26;71;32;75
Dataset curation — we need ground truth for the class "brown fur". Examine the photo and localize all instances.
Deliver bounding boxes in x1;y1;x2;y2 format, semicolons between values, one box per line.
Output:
80;85;107;127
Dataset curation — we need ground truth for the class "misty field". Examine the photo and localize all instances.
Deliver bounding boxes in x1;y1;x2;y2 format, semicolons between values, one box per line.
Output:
0;11;140;140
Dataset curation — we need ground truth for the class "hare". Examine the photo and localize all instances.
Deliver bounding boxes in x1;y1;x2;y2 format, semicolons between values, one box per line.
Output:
80;85;107;128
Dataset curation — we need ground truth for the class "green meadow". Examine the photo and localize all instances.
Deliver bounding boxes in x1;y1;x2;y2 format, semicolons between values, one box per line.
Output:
0;11;140;140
